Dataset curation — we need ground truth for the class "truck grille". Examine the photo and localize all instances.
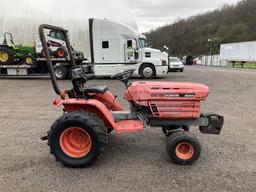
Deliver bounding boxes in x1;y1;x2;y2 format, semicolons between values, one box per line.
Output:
145;52;151;58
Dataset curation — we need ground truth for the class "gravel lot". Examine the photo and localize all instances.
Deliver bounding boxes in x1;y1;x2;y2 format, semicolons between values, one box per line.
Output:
0;66;255;192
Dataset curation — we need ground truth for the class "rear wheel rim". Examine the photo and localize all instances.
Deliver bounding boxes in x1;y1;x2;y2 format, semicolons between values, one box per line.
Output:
57;49;65;57
0;51;9;62
60;127;92;158
175;142;194;160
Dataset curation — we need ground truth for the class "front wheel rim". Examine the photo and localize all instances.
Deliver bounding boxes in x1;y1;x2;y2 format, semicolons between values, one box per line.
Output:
60;127;92;158
25;57;33;64
55;68;64;78
175;142;194;160
143;67;153;78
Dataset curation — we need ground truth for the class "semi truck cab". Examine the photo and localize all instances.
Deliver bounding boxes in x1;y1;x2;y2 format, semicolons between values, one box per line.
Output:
89;18;168;79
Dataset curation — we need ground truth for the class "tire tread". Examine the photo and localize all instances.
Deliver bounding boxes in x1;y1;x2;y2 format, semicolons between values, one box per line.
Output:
47;110;108;167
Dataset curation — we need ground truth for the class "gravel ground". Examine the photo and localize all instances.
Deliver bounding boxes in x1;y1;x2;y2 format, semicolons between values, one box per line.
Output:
0;66;255;192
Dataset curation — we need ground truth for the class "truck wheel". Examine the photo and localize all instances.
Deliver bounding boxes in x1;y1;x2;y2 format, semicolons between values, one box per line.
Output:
24;55;34;65
54;65;67;80
180;68;184;72
166;131;201;165
47;111;108;167
56;47;67;58
0;46;14;65
139;64;156;79
162;126;189;137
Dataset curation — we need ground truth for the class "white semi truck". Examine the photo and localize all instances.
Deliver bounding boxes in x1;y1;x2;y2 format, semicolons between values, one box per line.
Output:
85;18;169;79
220;41;256;67
0;18;168;79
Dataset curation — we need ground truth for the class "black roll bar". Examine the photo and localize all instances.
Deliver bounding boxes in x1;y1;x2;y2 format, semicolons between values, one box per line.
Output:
38;24;77;95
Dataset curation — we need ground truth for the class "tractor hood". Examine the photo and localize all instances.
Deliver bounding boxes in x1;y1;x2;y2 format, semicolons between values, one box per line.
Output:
125;81;209;119
125;81;209;106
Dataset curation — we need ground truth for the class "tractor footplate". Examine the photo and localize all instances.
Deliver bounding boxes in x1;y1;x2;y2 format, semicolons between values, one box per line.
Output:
115;120;144;134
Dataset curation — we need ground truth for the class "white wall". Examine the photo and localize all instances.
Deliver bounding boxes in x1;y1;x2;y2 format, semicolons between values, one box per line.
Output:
0;0;137;58
201;55;228;66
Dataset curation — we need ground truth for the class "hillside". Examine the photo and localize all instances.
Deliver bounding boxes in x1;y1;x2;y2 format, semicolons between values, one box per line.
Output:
145;0;256;57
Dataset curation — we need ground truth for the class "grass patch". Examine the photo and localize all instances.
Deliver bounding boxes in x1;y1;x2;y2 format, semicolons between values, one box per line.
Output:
227;62;256;69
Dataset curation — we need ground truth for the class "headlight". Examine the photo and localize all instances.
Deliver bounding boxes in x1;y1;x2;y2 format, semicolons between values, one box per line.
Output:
161;60;167;66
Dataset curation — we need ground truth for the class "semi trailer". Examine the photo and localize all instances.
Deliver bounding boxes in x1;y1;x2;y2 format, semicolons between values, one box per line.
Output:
220;41;256;67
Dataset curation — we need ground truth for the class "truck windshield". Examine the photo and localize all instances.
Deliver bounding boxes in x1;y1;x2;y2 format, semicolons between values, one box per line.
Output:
138;38;148;48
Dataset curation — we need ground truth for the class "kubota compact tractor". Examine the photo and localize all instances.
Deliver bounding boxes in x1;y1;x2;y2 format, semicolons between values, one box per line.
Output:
39;25;224;167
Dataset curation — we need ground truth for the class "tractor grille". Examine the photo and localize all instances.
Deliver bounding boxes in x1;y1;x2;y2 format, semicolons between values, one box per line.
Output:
149;101;201;119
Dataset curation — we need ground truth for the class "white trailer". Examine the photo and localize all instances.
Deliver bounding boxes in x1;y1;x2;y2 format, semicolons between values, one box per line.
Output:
220;41;256;67
87;18;168;79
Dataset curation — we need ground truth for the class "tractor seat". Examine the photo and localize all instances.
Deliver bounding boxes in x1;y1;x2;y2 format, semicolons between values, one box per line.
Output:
83;86;108;94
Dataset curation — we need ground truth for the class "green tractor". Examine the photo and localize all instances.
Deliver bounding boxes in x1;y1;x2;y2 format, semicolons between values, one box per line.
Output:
0;32;36;65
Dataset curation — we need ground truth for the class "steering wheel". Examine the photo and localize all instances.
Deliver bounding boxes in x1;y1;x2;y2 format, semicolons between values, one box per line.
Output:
111;69;136;87
111;69;136;80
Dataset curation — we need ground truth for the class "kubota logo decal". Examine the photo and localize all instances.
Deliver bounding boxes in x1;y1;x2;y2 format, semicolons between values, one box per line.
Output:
151;93;196;98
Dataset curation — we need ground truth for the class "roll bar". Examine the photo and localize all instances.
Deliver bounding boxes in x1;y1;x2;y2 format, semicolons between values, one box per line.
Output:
38;24;77;95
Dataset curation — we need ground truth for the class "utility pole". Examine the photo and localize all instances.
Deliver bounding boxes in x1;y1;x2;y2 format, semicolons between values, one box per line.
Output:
208;39;213;66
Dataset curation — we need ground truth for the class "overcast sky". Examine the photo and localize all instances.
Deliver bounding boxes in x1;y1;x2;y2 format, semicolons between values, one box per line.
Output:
125;0;241;32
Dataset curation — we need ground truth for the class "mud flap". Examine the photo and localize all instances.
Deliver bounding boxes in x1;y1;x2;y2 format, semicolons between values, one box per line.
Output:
199;113;224;135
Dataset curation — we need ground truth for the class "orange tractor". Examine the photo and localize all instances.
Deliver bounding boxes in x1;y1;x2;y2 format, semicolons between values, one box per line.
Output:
40;25;224;167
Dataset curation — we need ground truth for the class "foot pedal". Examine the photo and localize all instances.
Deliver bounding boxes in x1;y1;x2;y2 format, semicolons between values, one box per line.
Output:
41;135;48;141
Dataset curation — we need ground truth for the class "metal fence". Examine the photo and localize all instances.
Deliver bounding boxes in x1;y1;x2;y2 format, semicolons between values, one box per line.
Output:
201;55;228;66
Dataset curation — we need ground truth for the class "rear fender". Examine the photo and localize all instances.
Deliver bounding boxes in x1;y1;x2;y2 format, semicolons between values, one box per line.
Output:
62;99;118;130
91;91;123;111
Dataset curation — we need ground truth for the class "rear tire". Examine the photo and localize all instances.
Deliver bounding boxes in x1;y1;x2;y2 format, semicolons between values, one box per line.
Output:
139;64;156;79
54;65;68;80
48;111;108;167
166;131;201;165
0;46;14;65
56;47;67;58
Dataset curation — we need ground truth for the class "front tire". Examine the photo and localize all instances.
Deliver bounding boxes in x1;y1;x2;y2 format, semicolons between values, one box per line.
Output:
166;131;201;165
24;55;35;65
139;64;156;79
54;65;68;80
48;111;108;167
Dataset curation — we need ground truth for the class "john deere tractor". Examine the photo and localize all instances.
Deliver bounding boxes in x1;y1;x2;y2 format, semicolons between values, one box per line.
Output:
0;32;36;65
